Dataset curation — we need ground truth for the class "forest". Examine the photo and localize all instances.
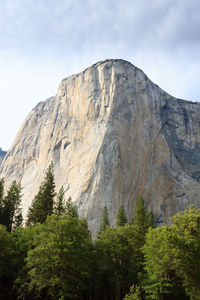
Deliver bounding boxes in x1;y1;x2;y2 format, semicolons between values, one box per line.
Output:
0;164;199;300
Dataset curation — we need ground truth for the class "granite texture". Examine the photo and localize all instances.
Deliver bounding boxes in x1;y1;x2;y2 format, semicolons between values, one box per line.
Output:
1;59;200;235
0;148;7;166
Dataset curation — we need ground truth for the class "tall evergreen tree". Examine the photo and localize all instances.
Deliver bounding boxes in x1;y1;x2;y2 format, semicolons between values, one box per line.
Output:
131;195;155;287
0;178;4;200
1;180;23;232
26;162;56;226
132;195;147;233
0;178;4;224
98;206;110;237
54;186;66;216
116;205;128;227
65;196;78;218
147;211;155;229
132;194;155;235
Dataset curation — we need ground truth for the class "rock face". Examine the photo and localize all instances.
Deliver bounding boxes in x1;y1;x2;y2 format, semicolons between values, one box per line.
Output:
0;148;7;166
1;59;200;235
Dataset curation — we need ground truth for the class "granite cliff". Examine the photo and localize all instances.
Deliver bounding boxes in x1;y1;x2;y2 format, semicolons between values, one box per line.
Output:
0;148;7;165
1;59;200;235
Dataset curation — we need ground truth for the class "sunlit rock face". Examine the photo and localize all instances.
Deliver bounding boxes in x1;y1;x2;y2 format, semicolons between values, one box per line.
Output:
1;59;200;236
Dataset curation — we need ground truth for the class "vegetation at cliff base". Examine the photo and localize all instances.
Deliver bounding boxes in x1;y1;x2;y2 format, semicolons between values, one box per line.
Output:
0;166;199;299
0;179;23;232
26;162;56;226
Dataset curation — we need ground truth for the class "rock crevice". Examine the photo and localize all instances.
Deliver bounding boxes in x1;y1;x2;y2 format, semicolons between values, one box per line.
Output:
1;59;200;235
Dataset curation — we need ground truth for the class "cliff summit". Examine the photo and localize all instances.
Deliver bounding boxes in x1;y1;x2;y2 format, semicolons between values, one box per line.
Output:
1;59;200;235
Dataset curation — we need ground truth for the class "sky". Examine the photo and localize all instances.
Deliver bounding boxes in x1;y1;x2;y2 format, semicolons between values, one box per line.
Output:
0;0;200;150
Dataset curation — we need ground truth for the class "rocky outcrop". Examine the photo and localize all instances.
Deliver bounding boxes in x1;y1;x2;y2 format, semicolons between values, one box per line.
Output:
1;59;200;235
0;148;7;166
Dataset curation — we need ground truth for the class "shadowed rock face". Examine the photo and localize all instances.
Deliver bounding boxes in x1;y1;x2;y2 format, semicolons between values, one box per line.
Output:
0;148;7;165
1;59;200;235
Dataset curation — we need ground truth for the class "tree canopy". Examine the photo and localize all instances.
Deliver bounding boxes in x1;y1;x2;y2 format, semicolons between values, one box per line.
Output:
116;204;128;227
26;163;56;226
0;180;23;231
98;206;110;236
26;214;93;299
143;206;200;299
54;185;66;216
1;172;199;300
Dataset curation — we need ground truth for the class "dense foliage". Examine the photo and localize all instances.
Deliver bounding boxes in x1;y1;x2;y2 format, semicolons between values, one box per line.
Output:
143;206;200;299
97;206;110;237
116;204;128;227
26;162;56;226
0;167;199;299
0;179;23;232
26;215;93;299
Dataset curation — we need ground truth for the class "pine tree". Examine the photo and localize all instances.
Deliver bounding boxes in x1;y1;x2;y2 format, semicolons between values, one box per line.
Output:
132;195;147;234
0;178;4;200
98;206;110;236
131;195;155;281
26;162;56;226
65;196;78;218
147;211;155;229
0;178;4;224
1;180;23;231
116;205;128;227
132;195;155;234
54;186;66;216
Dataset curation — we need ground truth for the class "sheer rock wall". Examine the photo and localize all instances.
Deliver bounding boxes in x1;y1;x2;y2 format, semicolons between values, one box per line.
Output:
1;59;200;235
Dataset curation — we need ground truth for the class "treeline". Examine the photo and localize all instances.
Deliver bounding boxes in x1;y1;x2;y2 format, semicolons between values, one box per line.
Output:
0;164;200;299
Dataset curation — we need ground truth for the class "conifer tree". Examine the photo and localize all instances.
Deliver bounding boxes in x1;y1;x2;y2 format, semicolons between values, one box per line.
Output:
65;196;78;218
147;211;155;229
0;178;4;224
26;162;56;226
132;195;147;233
98;206;110;236
131;195;155;281
0;178;4;201
116;205;128;227
54;186;66;216
132;195;155;234
1;180;23;231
